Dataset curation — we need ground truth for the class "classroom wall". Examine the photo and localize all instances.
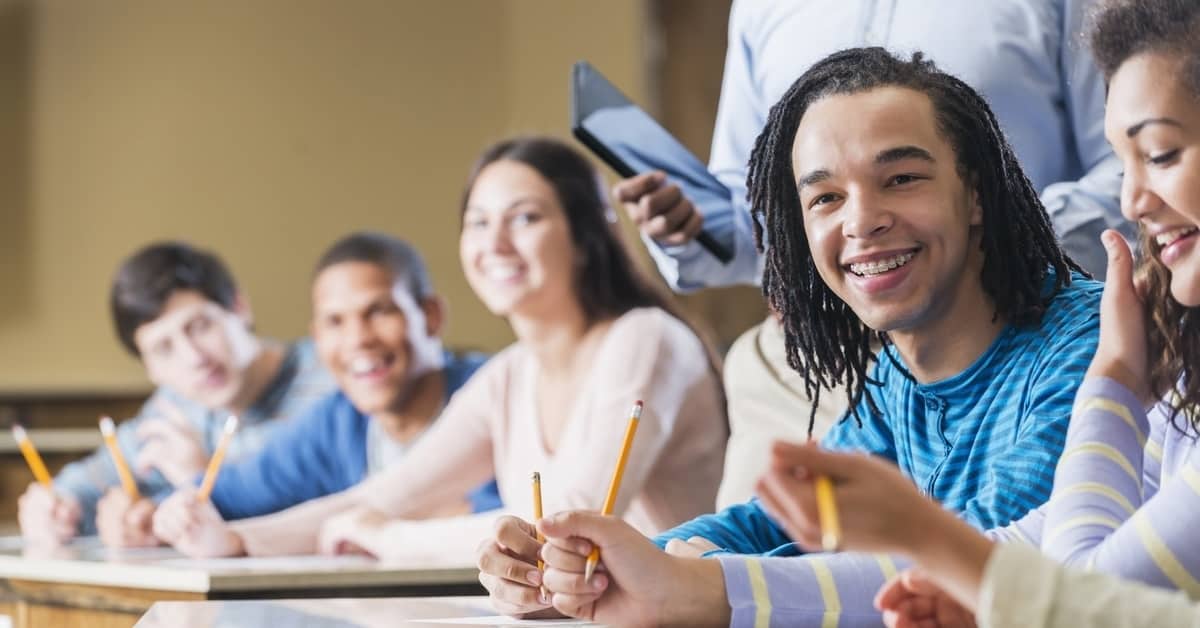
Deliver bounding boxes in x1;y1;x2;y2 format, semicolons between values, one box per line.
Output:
0;0;649;393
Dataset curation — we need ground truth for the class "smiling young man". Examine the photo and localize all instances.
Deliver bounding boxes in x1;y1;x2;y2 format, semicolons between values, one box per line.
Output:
479;48;1105;626
149;232;499;556
17;242;334;546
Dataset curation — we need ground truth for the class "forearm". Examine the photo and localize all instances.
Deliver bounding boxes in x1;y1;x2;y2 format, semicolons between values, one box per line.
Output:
232;490;361;556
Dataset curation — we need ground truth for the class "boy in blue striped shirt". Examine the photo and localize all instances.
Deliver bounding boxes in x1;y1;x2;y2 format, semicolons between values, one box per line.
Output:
481;48;1103;626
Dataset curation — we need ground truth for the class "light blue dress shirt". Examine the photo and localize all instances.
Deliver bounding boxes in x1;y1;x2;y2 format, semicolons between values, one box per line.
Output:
648;0;1132;291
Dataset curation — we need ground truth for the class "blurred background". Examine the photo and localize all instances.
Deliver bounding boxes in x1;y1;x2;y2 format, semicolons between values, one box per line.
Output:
0;2;764;511
0;0;765;404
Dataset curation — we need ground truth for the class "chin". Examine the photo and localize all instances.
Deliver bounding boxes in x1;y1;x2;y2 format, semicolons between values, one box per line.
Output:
1171;282;1200;307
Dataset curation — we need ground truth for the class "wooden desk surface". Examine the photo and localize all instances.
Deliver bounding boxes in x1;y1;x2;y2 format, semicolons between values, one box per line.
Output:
0;537;479;594
136;596;603;627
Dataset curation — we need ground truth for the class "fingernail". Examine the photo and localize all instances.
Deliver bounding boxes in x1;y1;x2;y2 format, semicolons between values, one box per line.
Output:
576;541;590;555
526;570;542;585
1101;231;1117;249
593;574;606;590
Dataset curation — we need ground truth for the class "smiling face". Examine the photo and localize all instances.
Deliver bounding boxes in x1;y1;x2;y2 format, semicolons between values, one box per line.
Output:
459;159;578;319
1105;52;1200;306
134;290;261;409
791;86;985;335
312;261;441;415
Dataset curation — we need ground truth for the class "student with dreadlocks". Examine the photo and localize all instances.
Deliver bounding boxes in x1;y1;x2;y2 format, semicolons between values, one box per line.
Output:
484;47;1103;626
736;3;1200;627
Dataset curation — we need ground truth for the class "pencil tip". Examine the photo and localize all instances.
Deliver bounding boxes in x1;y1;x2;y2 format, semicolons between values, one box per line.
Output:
584;560;596;583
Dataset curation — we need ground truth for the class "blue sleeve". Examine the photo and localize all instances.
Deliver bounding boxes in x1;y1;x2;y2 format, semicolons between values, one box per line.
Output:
642;0;762;292
54;390;182;535
1038;0;1133;277
207;394;356;521
468;480;503;513
653;499;796;556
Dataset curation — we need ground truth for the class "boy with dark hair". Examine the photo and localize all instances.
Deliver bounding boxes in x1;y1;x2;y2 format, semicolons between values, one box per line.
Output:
149;232;499;557
19;242;334;545
482;48;1104;625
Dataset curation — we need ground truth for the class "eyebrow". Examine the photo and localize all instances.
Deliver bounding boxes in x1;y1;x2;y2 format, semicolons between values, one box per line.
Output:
1127;117;1183;137
795;145;935;190
465;197;544;214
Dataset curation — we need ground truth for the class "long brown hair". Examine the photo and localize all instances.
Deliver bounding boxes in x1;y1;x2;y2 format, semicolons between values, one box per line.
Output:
459;136;724;381
1138;231;1200;432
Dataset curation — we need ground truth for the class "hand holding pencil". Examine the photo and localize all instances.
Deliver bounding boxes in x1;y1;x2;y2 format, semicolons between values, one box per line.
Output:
585;400;642;582
12;425;82;544
758;441;940;556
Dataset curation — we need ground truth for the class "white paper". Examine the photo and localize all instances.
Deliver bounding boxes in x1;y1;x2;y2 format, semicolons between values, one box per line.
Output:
413;617;600;626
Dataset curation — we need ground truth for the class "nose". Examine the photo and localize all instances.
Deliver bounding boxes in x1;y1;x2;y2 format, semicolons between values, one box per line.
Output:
1121;165;1163;222
481;218;517;254
345;316;379;349
841;190;893;239
176;334;207;366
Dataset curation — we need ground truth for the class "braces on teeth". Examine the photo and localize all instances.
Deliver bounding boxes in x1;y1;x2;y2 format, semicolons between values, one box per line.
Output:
851;253;915;276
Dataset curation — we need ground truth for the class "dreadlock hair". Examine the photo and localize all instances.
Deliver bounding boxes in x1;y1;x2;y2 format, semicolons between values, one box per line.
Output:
747;47;1084;437
1089;0;1200;435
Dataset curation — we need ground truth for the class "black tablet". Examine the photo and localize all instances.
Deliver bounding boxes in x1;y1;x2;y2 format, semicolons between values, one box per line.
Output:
570;60;733;265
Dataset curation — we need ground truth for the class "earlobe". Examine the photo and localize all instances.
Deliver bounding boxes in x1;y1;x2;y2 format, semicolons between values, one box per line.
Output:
232;292;255;327
422;296;446;337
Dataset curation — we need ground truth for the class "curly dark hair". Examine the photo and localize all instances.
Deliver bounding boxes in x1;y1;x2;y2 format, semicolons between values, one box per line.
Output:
747;47;1083;437
1089;0;1200;432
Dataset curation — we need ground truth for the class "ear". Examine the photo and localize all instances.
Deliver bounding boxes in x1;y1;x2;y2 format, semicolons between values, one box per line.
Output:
231;291;254;327
420;295;446;338
968;187;983;227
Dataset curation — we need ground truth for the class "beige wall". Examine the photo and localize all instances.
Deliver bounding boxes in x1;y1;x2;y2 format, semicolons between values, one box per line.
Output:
0;0;648;393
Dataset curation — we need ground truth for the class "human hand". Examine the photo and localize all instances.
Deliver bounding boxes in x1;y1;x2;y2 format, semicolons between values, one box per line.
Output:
538;511;729;628
613;172;703;246
876;569;976;628
135;401;208;487
152;488;243;558
1086;230;1151;403
96;487;159;548
663;535;719;557
756;441;934;554
317;507;384;557
17;482;80;545
477;515;556;617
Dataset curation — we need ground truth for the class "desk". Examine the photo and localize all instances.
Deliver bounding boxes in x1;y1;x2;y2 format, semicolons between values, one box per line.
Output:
0;538;483;628
137;596;602;627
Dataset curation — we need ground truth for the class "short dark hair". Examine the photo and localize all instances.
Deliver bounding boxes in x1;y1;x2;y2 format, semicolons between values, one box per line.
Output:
747;47;1082;436
1088;0;1200;95
110;242;239;357
1089;0;1200;434
313;232;433;303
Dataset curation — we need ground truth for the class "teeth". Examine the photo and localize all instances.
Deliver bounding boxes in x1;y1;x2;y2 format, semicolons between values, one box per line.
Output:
483;265;522;281
349;356;382;376
849;252;916;277
1157;227;1198;247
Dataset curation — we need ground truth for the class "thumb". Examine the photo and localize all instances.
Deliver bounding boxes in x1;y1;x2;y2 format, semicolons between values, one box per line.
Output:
1101;230;1134;290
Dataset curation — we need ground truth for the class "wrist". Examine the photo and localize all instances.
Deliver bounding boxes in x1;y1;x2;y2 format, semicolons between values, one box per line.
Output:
907;508;992;614
660;557;730;628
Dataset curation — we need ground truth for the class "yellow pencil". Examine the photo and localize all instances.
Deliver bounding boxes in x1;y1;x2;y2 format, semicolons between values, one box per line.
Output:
585;400;642;583
12;425;52;487
196;415;239;502
99;416;140;500
532;471;546;599
814;475;840;552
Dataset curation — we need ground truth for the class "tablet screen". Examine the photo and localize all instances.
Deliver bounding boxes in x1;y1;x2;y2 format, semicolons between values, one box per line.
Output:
571;61;736;262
